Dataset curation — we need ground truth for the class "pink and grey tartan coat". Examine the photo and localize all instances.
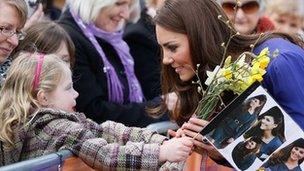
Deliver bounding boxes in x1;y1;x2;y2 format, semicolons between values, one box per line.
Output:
0;108;169;170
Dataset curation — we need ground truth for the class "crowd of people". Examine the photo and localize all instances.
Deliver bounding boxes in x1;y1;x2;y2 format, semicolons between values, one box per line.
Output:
0;0;303;170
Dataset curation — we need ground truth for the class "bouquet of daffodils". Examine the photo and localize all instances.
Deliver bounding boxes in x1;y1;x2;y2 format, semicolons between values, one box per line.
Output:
191;13;279;120
194;47;272;120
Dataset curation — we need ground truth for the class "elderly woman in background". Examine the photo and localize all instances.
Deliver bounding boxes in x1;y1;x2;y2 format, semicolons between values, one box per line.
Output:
59;0;169;127
13;21;75;67
217;0;274;34
0;0;27;87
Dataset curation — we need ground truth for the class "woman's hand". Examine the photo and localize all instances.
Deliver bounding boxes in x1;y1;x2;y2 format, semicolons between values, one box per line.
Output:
159;137;194;162
181;118;210;152
182;118;224;160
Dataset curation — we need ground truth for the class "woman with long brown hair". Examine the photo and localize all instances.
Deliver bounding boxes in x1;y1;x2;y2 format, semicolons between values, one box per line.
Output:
244;106;285;161
208;94;267;149
263;138;304;171
232;136;262;170
153;0;304;168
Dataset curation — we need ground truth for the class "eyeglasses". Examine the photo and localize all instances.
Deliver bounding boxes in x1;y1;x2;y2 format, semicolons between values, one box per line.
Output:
221;1;260;15
0;26;26;40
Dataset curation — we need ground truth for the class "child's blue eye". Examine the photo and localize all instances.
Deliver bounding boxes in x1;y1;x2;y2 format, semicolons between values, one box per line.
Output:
65;84;73;90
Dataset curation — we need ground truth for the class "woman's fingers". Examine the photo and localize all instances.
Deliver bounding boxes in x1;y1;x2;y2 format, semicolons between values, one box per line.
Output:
182;129;204;141
182;122;202;132
193;139;214;151
181;118;209;132
189;118;209;127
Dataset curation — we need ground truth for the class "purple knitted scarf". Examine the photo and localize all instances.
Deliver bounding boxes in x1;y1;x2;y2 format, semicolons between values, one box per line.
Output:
71;10;144;103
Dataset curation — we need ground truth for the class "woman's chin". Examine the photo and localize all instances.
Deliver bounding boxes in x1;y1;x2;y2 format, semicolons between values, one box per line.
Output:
179;73;195;82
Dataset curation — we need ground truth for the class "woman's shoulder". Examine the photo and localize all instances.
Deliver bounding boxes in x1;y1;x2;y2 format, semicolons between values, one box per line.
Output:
268;163;302;171
58;9;76;29
267;163;284;170
254;38;304;58
256;38;304;77
58;10;87;42
269;136;283;146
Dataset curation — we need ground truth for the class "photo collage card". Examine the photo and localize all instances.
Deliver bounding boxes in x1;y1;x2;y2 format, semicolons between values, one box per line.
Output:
200;83;304;171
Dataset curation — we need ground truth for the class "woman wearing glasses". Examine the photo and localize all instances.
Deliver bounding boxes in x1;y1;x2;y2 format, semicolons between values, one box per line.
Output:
0;0;27;87
217;0;274;34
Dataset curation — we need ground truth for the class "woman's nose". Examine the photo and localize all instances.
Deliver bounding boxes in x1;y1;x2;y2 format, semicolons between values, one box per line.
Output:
120;6;130;19
162;56;174;65
234;8;246;20
6;34;19;47
73;89;79;99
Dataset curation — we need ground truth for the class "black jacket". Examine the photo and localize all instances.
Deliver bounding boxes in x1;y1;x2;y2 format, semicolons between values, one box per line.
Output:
58;10;168;127
123;10;161;100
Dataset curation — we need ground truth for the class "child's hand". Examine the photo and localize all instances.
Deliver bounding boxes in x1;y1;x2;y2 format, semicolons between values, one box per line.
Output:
159;137;193;162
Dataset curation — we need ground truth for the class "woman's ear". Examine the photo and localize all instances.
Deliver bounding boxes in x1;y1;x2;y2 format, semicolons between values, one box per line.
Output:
36;90;49;106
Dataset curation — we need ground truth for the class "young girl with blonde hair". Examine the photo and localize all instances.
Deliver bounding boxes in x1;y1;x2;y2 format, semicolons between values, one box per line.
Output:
0;53;193;169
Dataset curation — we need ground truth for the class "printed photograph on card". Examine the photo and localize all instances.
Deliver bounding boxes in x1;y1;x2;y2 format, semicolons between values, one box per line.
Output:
201;82;265;149
200;84;304;171
243;106;285;161
258;138;304;171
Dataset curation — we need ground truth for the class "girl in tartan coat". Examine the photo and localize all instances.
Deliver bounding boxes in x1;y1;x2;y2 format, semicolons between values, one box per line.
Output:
0;53;193;170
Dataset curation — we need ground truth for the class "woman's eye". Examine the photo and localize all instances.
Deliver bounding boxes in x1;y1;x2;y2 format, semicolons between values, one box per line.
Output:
168;45;178;52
